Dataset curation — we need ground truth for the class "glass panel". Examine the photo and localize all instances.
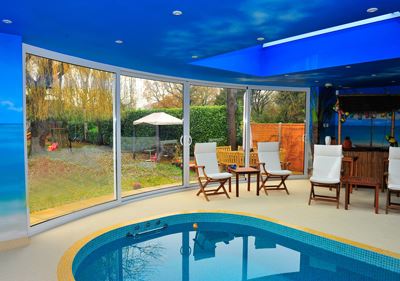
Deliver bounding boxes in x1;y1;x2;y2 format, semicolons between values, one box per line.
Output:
120;76;183;197
250;90;306;174
26;54;115;225
189;86;244;183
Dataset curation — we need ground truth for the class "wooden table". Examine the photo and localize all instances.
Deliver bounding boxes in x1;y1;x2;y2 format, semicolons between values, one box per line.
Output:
342;156;359;193
230;167;260;197
342;176;380;214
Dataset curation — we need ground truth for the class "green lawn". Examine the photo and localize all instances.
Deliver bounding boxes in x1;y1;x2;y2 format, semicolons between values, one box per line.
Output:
28;145;191;213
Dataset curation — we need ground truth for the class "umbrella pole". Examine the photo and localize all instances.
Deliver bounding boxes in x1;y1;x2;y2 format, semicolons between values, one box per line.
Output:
156;125;160;162
133;126;136;159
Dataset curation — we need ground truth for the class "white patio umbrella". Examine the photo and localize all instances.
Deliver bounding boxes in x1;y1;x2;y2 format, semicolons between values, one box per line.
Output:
133;112;183;161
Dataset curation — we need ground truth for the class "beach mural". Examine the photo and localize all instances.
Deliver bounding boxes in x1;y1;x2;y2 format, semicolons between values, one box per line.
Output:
0;33;27;241
317;86;400;147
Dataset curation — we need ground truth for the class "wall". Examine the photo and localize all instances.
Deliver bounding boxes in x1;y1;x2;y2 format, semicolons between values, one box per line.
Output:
0;33;27;245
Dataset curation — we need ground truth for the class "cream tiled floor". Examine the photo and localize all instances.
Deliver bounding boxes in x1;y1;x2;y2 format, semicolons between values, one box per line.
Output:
1;179;399;281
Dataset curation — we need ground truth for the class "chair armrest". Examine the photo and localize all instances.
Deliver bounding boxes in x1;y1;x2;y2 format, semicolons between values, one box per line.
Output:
257;162;267;173
281;161;291;170
195;165;208;178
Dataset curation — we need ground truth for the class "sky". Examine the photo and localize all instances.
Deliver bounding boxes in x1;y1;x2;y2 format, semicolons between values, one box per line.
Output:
0;33;23;124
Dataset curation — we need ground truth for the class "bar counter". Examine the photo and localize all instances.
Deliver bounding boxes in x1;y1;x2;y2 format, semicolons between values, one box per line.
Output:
342;147;388;186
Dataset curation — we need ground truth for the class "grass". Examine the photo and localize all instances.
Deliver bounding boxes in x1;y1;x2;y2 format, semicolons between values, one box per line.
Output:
28;144;192;213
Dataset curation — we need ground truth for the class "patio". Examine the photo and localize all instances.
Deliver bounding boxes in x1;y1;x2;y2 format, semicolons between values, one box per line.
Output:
1;179;399;281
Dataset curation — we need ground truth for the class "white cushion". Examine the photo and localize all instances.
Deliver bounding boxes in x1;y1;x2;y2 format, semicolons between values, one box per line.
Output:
310;176;340;184
194;143;220;177
388;183;400;191
257;142;286;172
267;170;292;176
311;145;342;182
207;172;232;180
388;147;400;187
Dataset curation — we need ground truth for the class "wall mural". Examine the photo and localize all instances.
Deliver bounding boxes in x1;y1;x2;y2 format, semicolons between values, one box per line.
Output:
317;86;400;147
0;33;27;241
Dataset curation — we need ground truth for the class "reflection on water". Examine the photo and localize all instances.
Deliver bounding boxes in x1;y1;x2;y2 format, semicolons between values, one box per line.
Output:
75;223;399;281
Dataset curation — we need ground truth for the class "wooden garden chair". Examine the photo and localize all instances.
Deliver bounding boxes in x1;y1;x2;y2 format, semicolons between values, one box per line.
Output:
386;147;400;213
194;142;232;201
257;142;291;195
309;145;342;208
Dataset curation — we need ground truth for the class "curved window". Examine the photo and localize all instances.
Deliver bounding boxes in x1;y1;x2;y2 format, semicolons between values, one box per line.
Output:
26;54;115;225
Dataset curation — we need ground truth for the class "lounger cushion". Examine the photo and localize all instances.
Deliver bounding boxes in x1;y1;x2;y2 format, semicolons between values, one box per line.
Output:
388;147;400;188
388;184;400;191
310;176;340;185
267;170;292;176
207;172;232;180
311;145;342;183
195;142;220;177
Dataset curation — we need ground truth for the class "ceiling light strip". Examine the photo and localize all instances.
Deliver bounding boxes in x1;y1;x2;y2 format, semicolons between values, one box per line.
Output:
263;12;400;48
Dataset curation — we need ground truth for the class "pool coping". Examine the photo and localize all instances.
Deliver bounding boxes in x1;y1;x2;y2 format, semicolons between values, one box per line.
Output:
57;210;400;281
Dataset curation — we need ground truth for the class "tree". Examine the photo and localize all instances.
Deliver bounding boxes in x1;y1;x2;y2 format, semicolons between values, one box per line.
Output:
226;88;238;149
251;90;274;121
190;86;220;106
143;80;183;108
273;91;306;123
26;54;114;152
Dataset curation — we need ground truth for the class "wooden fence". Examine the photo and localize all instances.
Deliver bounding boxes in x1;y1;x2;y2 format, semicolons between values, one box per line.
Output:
251;123;305;173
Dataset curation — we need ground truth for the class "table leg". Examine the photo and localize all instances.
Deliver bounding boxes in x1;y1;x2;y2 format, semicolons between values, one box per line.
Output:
375;185;379;214
350;161;353;193
345;182;349;210
257;172;260;196
236;173;239;197
247;173;251;191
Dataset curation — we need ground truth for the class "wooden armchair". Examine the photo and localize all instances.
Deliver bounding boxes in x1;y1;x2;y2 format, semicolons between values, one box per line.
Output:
194;143;232;201
386;147;400;213
257;142;292;195
309;145;343;208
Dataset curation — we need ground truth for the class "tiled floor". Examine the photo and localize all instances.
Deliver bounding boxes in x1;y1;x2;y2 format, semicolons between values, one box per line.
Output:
1;179;399;281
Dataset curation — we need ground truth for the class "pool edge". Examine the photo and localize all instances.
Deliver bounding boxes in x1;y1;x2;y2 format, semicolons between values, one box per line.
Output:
57;210;400;281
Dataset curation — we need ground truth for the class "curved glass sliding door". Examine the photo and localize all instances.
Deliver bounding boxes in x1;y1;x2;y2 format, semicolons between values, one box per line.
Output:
250;89;307;174
26;54;116;225
189;85;245;183
120;75;184;197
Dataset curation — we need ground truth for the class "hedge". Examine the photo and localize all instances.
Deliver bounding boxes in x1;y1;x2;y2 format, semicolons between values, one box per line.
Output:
64;106;241;149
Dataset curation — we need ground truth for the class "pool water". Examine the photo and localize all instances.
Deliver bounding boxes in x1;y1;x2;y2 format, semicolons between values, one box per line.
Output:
74;220;399;281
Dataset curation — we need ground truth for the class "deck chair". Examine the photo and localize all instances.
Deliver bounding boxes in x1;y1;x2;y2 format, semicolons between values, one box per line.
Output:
386;147;400;214
309;145;342;208
194;142;232;201
257;142;291;195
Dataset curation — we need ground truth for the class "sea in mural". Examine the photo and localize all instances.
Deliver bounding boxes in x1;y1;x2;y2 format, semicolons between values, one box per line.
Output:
0;123;27;240
320;115;400;147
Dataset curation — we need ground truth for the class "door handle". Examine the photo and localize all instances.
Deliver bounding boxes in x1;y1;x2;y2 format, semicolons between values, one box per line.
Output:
188;136;192;145
180;136;184;145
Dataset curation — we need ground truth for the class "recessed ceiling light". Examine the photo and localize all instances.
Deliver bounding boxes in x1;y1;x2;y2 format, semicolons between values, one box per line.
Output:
367;7;378;13
345;65;351;69
115;40;123;44
172;10;183;16
392;80;397;83
284;74;289;77
191;55;198;59
257;37;265;41
315;80;319;83
371;74;377;77
325;83;333;87
2;19;12;24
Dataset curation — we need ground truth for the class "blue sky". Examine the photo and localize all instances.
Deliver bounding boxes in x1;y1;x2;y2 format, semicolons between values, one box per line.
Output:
0;33;23;124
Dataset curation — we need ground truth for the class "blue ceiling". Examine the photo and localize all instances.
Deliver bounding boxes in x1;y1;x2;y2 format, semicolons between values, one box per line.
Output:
1;0;400;87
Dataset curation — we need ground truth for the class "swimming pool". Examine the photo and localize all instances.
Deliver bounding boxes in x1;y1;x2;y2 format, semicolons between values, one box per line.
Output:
59;211;400;281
